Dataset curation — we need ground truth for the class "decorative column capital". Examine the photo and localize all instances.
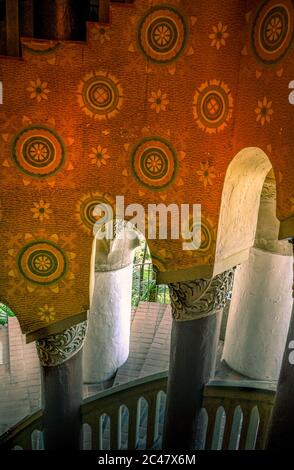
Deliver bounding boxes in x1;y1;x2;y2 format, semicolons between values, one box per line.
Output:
289;238;294;299
169;269;235;321
260;178;276;202
36;321;87;367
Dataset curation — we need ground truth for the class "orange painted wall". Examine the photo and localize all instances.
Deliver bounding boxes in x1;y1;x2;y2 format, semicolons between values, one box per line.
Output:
0;0;293;336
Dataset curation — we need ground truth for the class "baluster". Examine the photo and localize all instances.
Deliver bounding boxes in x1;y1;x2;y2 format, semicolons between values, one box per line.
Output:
255;405;272;450
238;407;251;449
229;406;243;450
221;406;235;449
109;409;121;450
211;407;226;449
86;415;100;450
204;405;217;450
128;399;139;450
146;392;158;449
16;431;33;450
153;391;164;446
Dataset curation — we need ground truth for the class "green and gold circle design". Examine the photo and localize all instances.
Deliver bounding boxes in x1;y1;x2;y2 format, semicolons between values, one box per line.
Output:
193;80;233;134
131;137;178;190
77;192;115;234
77;71;123;120
17;240;67;286
137;6;187;64
12;126;66;178
183;217;215;254
251;0;294;65
193;221;213;253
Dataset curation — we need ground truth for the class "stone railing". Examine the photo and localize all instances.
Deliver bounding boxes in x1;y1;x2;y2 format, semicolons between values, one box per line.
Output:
202;380;276;450
0;410;43;450
0;372;276;450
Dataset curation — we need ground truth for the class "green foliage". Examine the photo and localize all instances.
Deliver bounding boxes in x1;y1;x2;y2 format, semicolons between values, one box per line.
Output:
132;242;170;307
0;303;15;326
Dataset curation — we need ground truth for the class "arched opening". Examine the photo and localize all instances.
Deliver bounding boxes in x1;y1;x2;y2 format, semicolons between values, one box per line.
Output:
132;239;170;308
83;218;170;390
222;170;292;380
214;147;273;275
215;147;292;382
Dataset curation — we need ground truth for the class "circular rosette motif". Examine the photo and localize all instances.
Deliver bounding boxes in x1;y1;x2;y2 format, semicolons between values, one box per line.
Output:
76;192;115;235
23;41;61;55
193;80;233;134
251;0;294;65
12;126;66;178
131;137;178;191
17;240;67;286
182;216;215;257
150;254;167;273
137;6;187;64
77;71;123;120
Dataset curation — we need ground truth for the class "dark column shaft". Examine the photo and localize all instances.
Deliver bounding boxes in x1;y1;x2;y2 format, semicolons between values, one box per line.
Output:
266;240;293;449
20;0;34;37
99;0;110;22
6;0;20;56
41;349;83;450
33;0;88;40
163;313;221;450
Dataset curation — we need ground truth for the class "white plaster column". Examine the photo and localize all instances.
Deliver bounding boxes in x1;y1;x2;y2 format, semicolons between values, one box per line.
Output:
223;175;293;381
83;221;140;384
83;263;133;383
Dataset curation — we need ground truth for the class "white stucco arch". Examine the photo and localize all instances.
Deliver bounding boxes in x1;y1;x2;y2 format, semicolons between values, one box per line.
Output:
214;147;272;275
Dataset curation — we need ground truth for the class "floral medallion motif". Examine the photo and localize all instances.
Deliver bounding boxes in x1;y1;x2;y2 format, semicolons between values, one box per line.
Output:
137;5;188;64
192;80;233;134
182;216;215;256
77;71;123;120
17;240;67;286
251;0;294;65
76;192;115;235
131;137;178;191
6;232;77;295
11;126;66;178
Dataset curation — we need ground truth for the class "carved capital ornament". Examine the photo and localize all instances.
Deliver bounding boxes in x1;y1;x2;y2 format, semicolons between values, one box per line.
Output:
169;269;235;321
36;321;87;367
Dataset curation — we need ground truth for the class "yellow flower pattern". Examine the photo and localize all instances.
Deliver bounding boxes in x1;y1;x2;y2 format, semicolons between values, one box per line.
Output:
27;78;50;102
255;97;273;125
31;200;52;222
209;22;229;50
148;90;169;113
92;25;111;44
196;162;216;188
89;145;111;168
38;305;56;323
266;17;282;42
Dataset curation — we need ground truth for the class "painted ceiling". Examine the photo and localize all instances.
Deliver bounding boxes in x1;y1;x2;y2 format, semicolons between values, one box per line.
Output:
0;0;293;339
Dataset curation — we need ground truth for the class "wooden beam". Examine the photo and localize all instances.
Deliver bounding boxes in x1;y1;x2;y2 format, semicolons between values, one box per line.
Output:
99;0;110;23
20;0;34;37
6;0;20;56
